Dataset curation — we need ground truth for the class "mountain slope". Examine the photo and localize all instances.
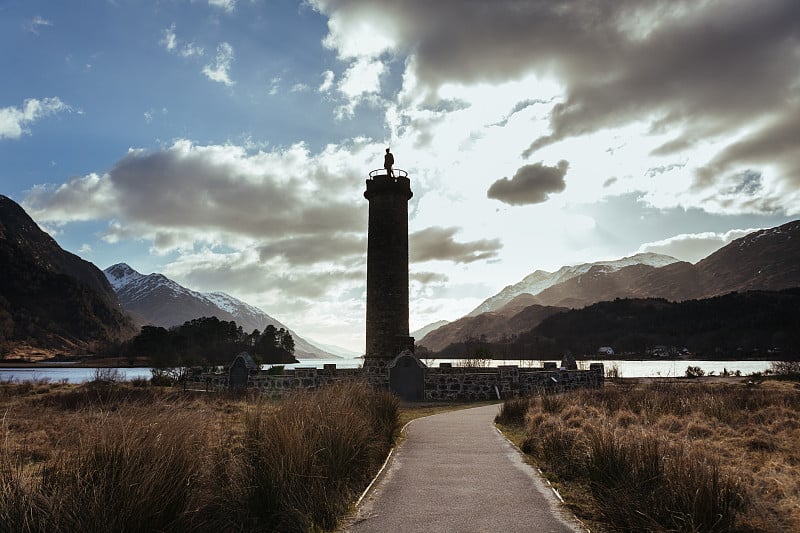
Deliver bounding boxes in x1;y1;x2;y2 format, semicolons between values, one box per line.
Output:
468;253;679;316
417;304;565;352
0;195;135;355
696;220;800;295
104;263;335;359
411;320;449;340
424;221;800;354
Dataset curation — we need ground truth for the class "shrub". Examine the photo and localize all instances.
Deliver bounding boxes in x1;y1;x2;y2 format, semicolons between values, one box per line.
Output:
129;376;149;388
686;365;705;378
91;368;125;384
495;396;530;426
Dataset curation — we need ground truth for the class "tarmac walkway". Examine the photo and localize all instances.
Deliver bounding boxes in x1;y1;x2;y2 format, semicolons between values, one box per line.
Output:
346;404;583;533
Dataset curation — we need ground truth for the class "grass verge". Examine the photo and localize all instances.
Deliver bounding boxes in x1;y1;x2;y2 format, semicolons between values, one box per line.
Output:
0;380;399;532
496;380;800;532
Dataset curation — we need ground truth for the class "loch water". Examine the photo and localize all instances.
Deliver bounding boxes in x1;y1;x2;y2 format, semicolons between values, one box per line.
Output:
0;358;774;383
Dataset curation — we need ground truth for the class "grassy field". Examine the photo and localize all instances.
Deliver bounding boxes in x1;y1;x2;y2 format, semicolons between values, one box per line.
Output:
0;378;400;532
496;379;800;532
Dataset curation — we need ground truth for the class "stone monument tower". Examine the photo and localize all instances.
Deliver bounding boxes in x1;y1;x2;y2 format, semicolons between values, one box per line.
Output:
363;167;414;375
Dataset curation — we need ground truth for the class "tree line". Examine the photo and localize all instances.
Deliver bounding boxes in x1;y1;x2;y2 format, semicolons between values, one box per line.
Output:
123;316;297;367
432;289;800;360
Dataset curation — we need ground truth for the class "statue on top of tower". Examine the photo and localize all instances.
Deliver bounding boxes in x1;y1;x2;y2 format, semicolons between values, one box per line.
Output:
384;148;394;178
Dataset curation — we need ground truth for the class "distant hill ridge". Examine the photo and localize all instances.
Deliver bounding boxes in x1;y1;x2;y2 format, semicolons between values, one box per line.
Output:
104;263;336;360
468;252;679;316
419;221;800;352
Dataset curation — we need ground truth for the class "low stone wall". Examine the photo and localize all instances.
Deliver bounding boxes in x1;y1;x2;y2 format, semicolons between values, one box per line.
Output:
187;361;604;401
186;365;367;398
424;363;604;401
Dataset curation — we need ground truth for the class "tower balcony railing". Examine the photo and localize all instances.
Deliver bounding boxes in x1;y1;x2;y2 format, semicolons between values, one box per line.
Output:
368;168;408;179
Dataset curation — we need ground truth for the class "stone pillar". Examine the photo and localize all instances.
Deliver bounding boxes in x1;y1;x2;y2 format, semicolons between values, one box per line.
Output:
363;173;414;374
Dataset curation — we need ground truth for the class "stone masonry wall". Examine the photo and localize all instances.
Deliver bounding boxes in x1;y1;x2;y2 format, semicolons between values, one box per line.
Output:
187;362;603;401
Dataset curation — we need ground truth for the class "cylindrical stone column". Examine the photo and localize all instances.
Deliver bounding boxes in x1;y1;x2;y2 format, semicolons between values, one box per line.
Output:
363;173;414;374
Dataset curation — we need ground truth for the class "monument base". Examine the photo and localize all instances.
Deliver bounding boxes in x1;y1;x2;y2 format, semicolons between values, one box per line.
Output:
362;357;393;375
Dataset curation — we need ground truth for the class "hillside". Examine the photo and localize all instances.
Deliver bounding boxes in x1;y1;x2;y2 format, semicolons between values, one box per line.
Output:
514;289;800;359
696;221;800;295
422;221;800;355
0;195;135;356
468;253;679;316
418;303;566;352
104;263;335;359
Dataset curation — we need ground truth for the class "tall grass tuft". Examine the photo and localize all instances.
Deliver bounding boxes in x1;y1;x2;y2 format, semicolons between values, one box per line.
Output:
1;404;205;532
499;382;797;531
219;382;399;531
495;395;530;426
0;381;399;532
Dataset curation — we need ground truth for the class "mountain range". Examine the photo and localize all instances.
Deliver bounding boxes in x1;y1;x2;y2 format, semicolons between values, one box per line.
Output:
103;263;335;359
0;195;135;357
418;220;800;352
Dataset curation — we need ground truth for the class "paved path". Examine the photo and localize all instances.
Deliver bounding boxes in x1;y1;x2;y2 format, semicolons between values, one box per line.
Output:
347;404;582;533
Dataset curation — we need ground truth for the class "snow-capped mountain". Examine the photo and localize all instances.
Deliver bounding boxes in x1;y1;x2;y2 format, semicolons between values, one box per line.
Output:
104;263;336;359
468;253;679;316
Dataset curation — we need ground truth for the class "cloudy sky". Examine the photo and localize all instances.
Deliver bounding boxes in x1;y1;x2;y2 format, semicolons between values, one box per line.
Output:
3;0;798;353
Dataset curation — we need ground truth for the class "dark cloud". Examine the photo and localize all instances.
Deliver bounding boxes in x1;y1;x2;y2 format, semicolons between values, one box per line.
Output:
491;98;552;127
105;146;363;237
645;163;686;178
316;0;800;204
487;160;568;205
24;141;367;241
695;105;800;192
23;140;376;304
410;226;502;263
258;234;365;266
410;271;448;284
170;257;362;300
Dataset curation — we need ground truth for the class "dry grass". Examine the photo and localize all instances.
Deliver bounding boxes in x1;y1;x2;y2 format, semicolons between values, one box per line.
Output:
497;380;800;532
0;379;399;532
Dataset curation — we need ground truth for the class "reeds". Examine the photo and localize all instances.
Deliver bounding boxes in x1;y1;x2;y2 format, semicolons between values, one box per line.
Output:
0;380;399;532
498;381;800;531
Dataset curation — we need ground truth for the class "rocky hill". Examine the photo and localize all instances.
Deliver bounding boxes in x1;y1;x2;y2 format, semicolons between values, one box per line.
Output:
0;195;135;356
104;263;335;359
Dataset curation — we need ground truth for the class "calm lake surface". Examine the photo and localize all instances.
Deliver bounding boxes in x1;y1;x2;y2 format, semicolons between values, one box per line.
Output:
0;358;774;383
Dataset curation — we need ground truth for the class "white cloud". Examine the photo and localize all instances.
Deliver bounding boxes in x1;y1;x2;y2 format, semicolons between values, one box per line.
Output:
180;42;205;57
26;16;53;35
336;57;385;117
636;228;757;264
208;0;236;13
202;42;235;86
0;97;72;140
161;23;205;58
160;23;178;51
290;83;309;93
312;0;396;59
319;70;335;92
268;76;281;95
